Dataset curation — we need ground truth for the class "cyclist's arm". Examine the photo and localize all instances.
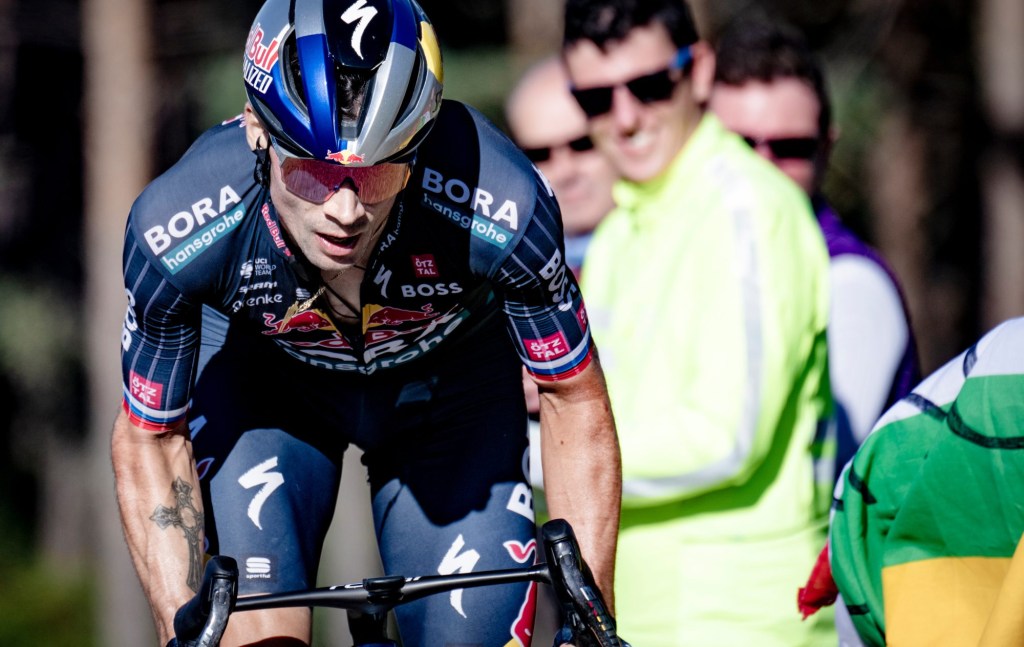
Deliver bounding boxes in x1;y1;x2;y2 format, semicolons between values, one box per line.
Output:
533;358;621;610
112;408;202;645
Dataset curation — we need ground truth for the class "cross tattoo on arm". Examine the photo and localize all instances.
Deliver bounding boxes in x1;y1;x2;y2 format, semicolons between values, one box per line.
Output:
151;477;205;593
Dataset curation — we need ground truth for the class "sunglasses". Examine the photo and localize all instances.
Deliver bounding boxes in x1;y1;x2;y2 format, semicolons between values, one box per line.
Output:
269;138;409;204
520;134;595;163
741;135;820;161
570;47;693;118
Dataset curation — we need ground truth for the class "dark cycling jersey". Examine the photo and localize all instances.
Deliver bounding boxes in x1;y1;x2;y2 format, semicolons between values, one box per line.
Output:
121;100;591;432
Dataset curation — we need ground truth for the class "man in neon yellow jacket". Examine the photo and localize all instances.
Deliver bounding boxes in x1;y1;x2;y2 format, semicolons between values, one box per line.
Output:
562;0;833;644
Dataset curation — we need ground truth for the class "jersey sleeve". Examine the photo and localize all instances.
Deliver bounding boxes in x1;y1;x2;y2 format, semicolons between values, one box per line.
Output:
120;226;202;432
493;180;593;381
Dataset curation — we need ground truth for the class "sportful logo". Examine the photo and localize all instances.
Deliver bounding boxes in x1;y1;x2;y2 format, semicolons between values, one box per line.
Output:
340;0;378;60
246;557;272;579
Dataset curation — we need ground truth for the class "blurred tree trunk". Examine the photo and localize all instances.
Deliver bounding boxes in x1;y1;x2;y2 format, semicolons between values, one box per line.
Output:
867;0;980;373
504;0;562;62
869;109;948;369
978;0;1024;329
83;0;155;643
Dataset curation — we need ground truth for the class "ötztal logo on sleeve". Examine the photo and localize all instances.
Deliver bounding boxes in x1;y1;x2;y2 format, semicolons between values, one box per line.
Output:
525;332;570;362
129;371;163;408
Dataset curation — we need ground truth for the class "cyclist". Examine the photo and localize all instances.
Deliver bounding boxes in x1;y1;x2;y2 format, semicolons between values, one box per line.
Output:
112;0;621;645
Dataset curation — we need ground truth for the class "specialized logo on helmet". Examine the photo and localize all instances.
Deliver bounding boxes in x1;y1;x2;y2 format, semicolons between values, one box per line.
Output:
244;23;287;94
340;0;378;60
326;141;365;165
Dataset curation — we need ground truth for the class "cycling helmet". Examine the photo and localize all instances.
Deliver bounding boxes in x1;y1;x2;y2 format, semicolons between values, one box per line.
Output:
243;0;444;166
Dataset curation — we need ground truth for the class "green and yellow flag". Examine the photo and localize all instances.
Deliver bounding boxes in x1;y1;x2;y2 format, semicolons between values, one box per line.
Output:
827;317;1024;647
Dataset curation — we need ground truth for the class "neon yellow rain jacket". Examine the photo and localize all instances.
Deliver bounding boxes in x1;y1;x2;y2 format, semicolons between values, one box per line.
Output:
582;114;833;646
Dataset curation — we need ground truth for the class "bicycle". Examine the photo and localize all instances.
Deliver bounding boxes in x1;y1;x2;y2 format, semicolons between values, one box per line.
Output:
172;518;629;647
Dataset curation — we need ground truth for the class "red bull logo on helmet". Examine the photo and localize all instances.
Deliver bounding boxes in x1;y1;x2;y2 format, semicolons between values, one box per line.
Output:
244;23;286;94
326;142;365;165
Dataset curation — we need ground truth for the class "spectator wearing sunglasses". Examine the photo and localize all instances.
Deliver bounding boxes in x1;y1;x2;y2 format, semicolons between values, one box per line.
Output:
112;1;624;645
709;20;922;647
709;19;921;486
506;56;618;280
562;0;834;645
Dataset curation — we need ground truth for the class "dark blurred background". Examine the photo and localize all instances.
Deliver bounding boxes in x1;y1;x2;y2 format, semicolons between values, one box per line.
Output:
1;0;1021;643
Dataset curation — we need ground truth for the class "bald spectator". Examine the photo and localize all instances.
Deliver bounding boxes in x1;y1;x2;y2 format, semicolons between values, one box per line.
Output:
506;56;617;278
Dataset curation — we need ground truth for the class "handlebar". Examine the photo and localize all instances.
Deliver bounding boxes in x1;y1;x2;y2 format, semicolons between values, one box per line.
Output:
543;520;624;647
172;556;238;647
174;519;628;647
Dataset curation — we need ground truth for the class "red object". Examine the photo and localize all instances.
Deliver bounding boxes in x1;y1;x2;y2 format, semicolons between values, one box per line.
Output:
798;542;839;619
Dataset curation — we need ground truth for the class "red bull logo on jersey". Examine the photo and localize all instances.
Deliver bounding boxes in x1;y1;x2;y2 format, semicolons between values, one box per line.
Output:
244;23;285;94
265;302;471;373
363;303;437;328
263;308;336;335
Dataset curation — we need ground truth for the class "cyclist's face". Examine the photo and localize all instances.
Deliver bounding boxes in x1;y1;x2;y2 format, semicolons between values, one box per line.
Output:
564;24;707;183
709;77;827;194
267;145;406;273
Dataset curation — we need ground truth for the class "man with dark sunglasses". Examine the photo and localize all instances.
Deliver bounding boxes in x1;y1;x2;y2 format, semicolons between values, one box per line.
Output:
709;19;922;647
112;1;624;645
710;19;921;488
562;0;835;645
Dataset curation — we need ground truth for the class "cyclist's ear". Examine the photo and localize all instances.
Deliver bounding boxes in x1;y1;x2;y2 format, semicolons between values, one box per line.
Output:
244;103;269;152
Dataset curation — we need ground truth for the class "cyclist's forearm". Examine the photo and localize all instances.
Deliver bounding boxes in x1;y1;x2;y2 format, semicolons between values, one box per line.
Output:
111;407;203;643
537;361;621;610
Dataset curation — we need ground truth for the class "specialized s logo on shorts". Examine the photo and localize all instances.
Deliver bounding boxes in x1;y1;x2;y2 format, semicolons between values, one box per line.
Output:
238;457;285;530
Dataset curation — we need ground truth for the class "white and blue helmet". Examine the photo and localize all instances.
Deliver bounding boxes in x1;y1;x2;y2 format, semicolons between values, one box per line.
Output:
243;0;444;166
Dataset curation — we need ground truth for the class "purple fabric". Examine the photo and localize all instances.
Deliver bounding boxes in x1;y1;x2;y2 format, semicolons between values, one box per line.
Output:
814;197;921;411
